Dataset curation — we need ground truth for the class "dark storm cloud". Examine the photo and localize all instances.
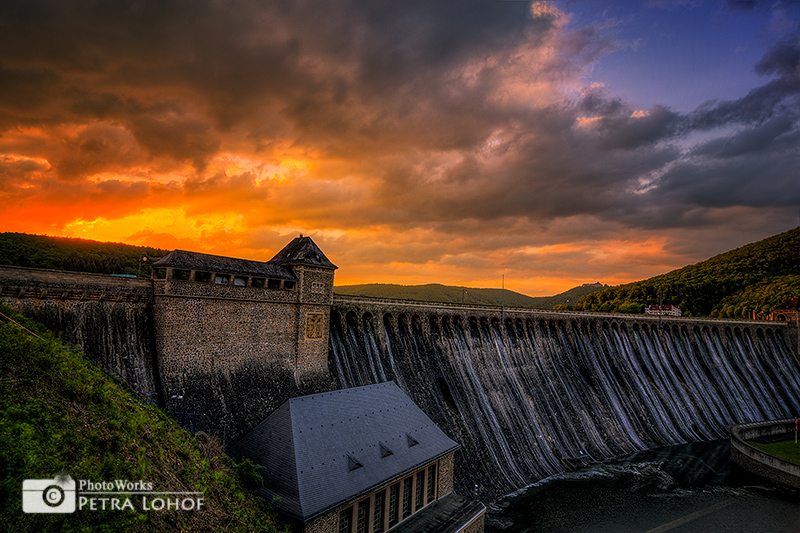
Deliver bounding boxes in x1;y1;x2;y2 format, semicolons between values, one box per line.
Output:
0;0;797;243
654;147;800;210
596;105;681;150
755;39;800;77
692;115;797;159
0;0;552;163
688;39;799;129
55;124;146;180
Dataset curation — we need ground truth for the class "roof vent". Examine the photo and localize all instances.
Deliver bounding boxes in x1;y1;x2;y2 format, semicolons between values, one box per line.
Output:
347;455;363;472
406;434;419;448
379;443;393;458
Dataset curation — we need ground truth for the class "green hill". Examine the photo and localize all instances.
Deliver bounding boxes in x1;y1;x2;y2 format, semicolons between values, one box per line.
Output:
0;305;288;533
334;282;607;309
0;233;168;277
573;227;800;318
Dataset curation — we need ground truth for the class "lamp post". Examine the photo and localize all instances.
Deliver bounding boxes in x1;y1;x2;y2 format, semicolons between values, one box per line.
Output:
501;274;505;322
138;252;148;278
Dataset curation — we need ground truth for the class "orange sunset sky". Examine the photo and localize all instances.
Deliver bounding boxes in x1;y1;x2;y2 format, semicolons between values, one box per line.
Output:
1;1;798;296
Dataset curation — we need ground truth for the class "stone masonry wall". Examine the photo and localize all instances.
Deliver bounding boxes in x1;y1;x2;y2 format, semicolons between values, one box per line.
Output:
153;275;335;442
304;510;337;533
296;266;336;382
0;264;337;443
0;266;159;399
438;451;455;497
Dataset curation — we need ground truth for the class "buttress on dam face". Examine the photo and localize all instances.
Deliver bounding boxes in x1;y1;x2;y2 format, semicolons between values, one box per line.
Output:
2;235;800;503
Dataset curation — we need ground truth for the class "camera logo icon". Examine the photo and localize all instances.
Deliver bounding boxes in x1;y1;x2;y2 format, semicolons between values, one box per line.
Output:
22;476;76;513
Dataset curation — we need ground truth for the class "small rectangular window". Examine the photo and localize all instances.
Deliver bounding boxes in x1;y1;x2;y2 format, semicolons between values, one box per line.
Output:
154;268;167;279
233;276;247;287
251;278;265;288
388;483;399;527
311;281;325;293
356;498;369;533
402;476;412;518
427;463;437;503
283;280;296;290
195;271;212;283
415;469;425;511
339;507;352;533
373;490;385;533
214;274;229;285
267;279;281;290
173;269;191;281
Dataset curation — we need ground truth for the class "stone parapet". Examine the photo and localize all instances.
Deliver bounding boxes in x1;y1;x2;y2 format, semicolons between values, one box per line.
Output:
153;278;299;303
332;294;790;330
729;419;800;490
0;265;151;302
332;295;795;360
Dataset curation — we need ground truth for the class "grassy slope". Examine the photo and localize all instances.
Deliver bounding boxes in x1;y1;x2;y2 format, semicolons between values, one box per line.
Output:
747;440;800;467
0;305;288;533
574;227;800;317
334;282;607;309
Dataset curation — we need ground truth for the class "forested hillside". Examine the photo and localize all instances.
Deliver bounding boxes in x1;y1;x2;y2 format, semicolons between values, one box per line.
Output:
0;233;167;277
574;227;800;318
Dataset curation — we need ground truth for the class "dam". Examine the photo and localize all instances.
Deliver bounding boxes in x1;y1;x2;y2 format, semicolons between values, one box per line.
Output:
329;296;800;501
2;236;800;503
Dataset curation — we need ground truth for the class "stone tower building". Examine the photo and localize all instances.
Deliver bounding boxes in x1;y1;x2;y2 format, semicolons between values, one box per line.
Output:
151;235;337;441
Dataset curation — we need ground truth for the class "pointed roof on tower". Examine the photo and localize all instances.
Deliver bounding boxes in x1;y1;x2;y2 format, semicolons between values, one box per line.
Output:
270;235;337;270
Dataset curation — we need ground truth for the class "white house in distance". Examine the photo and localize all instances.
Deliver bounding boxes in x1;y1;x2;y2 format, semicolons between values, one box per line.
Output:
230;382;485;533
645;304;682;317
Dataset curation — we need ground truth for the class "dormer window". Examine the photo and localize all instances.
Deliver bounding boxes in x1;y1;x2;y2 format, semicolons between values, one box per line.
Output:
379;443;393;458
347;455;363;472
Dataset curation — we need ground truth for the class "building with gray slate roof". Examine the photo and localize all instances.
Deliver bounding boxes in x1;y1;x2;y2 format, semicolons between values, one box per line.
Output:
231;382;485;533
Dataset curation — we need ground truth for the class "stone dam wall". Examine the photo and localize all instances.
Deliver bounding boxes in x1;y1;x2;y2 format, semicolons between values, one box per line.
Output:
0;265;159;401
0;264;336;442
3;265;800;501
330;296;800;500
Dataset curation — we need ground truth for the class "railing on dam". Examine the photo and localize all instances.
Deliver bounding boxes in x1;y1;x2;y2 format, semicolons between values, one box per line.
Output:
0;265;152;302
331;294;799;356
332;294;791;333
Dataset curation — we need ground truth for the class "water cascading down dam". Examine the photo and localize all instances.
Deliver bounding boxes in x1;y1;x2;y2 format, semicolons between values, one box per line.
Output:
329;297;800;501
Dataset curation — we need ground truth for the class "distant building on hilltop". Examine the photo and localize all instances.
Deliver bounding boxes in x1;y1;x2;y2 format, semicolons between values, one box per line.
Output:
230;382;486;533
771;298;799;325
645;304;682;317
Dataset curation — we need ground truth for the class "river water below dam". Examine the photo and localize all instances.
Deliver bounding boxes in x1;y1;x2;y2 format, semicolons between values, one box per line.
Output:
485;439;800;533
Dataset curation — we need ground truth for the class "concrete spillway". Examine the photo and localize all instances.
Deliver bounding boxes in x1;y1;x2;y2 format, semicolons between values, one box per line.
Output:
329;303;800;501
